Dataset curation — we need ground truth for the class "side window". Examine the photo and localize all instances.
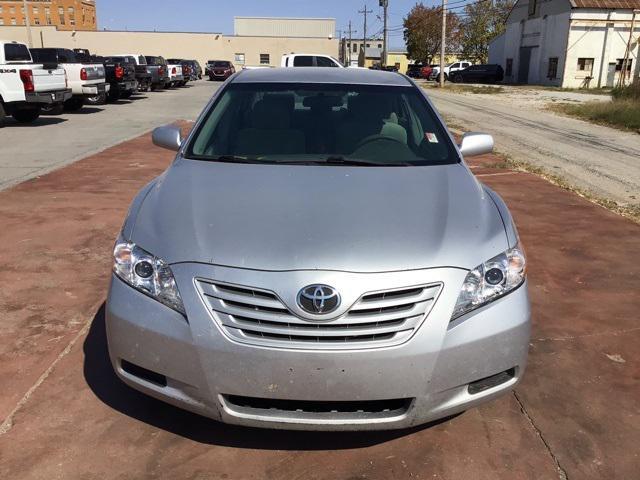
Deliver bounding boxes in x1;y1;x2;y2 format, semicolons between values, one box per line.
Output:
451;63;460;69
138;56;146;65
293;56;313;67
316;56;338;67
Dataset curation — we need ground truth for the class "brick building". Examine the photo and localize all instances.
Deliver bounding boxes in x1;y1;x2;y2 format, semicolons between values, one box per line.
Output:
0;0;96;31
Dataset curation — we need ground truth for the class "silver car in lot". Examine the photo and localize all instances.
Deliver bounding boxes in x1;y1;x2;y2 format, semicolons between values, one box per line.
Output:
106;68;530;431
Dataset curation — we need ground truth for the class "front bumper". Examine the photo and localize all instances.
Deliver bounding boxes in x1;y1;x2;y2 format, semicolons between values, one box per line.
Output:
25;88;72;104
106;264;531;431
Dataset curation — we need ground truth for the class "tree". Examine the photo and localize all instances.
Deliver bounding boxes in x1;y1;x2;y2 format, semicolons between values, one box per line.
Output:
459;0;514;63
403;3;459;65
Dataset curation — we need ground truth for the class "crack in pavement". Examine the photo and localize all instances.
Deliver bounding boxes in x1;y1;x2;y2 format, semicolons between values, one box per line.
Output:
534;326;640;343
0;301;101;435
513;390;569;480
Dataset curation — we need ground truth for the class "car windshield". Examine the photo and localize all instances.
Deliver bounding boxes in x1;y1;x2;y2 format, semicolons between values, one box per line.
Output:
185;83;457;166
213;61;230;67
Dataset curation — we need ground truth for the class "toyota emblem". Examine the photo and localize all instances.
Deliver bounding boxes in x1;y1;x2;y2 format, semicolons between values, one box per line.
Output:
297;285;340;314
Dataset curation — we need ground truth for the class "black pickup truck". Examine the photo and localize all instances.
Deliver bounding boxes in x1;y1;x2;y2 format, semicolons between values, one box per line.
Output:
144;55;170;91
74;50;137;103
102;56;138;100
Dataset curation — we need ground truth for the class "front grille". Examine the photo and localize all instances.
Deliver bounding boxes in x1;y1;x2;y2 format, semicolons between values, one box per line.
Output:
196;279;442;350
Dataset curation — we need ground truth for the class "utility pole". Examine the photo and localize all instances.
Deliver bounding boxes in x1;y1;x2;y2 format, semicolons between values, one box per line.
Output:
380;0;389;67
359;4;373;67
22;0;33;48
439;0;447;87
618;9;638;88
347;20;357;66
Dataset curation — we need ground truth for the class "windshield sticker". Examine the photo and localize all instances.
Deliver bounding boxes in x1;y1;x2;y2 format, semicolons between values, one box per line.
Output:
425;132;439;144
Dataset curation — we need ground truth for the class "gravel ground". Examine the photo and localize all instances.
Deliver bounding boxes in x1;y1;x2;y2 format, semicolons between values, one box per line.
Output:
425;84;639;208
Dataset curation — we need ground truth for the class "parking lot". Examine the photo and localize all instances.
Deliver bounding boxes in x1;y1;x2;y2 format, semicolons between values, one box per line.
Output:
0;82;638;479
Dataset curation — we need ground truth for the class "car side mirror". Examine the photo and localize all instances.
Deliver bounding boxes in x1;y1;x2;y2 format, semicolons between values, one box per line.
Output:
459;132;494;157
152;125;182;152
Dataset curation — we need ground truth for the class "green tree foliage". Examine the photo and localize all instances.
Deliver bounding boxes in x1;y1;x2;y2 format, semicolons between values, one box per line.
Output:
404;3;459;64
459;0;514;63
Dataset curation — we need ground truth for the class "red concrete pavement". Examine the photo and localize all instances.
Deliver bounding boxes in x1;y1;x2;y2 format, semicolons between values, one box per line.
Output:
0;130;638;479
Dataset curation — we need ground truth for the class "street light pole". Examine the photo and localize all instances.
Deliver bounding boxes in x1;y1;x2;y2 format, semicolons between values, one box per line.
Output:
22;0;34;48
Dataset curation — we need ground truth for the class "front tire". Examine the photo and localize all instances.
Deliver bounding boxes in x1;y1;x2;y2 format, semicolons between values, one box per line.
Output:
12;107;41;123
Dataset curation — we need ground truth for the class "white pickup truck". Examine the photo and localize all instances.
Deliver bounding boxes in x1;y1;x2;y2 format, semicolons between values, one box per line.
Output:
29;47;107;111
0;40;71;123
281;54;344;68
165;61;184;88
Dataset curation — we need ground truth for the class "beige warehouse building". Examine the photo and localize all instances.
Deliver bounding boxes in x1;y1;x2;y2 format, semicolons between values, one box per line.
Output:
0;17;338;70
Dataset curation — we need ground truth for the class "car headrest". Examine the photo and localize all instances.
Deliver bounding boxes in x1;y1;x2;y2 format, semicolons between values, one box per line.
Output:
251;98;291;129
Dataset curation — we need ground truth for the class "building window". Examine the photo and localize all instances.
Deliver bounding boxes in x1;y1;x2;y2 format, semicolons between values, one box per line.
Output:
45;6;51;24
0;6;3;14
260;54;270;65
548;57;558;79
20;6;25;14
615;58;633;72
69;7;75;25
34;17;40;25
378;43;382;48
58;6;65;24
33;6;39;14
0;18;4;26
528;0;537;16
11;18;16;25
353;43;358;53
577;58;594;75
10;6;15;14
505;58;513;76
235;53;245;65
366;43;371;47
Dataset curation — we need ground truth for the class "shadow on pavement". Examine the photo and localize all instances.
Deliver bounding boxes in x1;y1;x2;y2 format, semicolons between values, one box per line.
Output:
1;117;68;127
72;107;105;114
83;303;454;450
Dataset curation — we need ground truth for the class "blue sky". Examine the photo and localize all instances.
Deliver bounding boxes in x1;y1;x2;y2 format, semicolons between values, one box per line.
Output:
96;0;442;49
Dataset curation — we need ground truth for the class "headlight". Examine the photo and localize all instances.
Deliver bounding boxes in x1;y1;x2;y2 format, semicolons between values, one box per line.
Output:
452;244;526;320
113;234;186;316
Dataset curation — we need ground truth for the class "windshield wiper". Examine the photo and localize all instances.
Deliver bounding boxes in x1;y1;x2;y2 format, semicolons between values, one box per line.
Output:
319;156;413;167
209;155;265;164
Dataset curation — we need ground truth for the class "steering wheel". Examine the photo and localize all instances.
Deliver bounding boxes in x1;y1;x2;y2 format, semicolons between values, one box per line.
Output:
354;134;405;151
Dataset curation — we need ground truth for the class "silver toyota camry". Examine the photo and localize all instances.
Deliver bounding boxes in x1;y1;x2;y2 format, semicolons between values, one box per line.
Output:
106;68;530;431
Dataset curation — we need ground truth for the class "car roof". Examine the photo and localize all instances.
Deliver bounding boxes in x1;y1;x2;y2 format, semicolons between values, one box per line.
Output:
233;67;412;86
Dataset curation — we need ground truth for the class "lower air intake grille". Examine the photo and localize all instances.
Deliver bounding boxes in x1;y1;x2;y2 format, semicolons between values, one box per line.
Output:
223;394;412;420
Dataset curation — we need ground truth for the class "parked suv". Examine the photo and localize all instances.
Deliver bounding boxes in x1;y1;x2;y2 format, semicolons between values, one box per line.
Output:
107;68;530;432
451;64;505;84
207;60;235;81
0;40;71;123
30;47;106;111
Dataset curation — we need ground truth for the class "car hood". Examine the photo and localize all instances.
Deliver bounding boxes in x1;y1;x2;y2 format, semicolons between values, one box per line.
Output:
131;158;508;272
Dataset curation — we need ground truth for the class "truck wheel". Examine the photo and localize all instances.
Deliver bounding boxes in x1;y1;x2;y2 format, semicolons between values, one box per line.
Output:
452;74;463;83
121;90;133;99
150;84;157;92
64;98;85;111
12;108;41;123
86;92;107;105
